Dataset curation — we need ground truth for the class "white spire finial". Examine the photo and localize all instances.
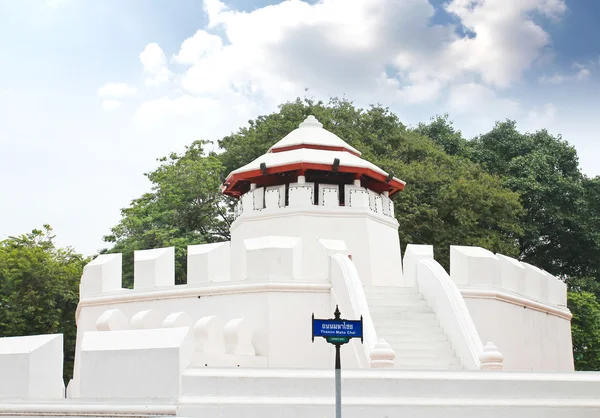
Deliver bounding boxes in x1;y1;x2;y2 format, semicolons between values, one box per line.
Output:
299;115;323;129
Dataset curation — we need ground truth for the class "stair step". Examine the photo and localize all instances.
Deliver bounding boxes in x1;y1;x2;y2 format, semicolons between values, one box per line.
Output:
374;321;442;331
392;348;456;358
371;312;439;322
363;287;419;294
370;304;432;313
393;363;464;370
365;293;424;301
394;356;461;367
385;340;452;350
381;333;449;343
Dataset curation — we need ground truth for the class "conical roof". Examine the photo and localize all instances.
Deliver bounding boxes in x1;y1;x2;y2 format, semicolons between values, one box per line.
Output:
268;115;361;156
221;116;405;197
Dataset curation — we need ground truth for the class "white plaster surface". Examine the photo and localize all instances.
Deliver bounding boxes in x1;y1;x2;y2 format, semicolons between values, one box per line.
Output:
177;368;600;418
403;244;434;287
244;236;302;281
187;242;230;284
80;254;122;297
416;258;484;370
0;334;64;400
134;246;175;289
450;245;501;287
230;208;403;286
463;296;574;371
78;327;194;400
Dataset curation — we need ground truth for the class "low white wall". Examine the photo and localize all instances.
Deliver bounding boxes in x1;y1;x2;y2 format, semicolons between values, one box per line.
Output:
463;296;574;371
0;334;64;400
79;327;194;400
74;284;334;378
449;246;573;371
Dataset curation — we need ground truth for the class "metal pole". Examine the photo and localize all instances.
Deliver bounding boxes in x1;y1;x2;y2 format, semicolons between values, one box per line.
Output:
335;343;341;418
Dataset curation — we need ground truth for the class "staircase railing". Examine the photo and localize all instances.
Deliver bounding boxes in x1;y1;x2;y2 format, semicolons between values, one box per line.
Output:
330;254;392;367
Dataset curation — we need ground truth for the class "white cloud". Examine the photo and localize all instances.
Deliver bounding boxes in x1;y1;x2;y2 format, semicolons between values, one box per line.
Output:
447;82;520;124
173;30;223;65
97;82;137;98
140;43;171;86
133;0;571;149
539;65;591;84
102;100;122;111
524;103;558;130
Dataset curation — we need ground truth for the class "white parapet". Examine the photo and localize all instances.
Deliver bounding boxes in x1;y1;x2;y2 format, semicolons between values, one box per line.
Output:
80;253;122;297
0;334;64;400
548;276;568;307
319;184;340;207
450;246;501;287
187;242;231;284
344;184;369;208
245;236;302;281
522;262;550;302
134;246;175;289
403;244;434;287
496;254;525;294
288;181;314;207
265;185;286;209
381;193;394;217
241;187;265;213
367;189;383;214
78;327;194;400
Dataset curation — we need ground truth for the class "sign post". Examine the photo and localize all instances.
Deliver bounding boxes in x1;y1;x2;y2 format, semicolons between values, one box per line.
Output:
312;306;363;418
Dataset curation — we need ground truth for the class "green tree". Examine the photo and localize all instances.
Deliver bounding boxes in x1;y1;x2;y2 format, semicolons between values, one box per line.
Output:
103;141;232;287
0;225;87;383
459;121;590;278
569;291;600;370
107;97;524;275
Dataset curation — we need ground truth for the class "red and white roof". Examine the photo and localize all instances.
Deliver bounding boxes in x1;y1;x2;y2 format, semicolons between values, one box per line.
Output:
222;115;405;197
268;116;362;156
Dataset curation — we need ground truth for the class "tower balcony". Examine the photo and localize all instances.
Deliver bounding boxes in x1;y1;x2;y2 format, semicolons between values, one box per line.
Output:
232;176;396;223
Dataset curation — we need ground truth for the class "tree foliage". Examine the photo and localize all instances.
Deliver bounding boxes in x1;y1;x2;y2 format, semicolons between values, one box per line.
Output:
0;225;87;383
217;98;524;267
103;141;231;287
569;291;600;371
418;116;600;370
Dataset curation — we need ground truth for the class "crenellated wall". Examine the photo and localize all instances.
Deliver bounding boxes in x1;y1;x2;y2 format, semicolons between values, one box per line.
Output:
233;178;395;220
448;246;573;371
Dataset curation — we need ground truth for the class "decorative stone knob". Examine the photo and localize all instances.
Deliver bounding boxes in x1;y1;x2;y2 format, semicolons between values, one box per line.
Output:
369;339;395;368
480;342;504;371
299;115;323;129
96;308;129;331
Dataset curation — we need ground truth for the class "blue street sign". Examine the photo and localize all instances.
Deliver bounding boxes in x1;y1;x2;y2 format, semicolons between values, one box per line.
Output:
312;306;363;418
312;318;363;341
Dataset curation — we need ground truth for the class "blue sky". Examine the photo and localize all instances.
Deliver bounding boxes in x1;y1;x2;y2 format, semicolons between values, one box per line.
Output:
1;0;599;255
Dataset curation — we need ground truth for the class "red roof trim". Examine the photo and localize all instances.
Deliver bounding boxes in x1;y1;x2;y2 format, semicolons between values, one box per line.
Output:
270;144;361;157
222;162;405;198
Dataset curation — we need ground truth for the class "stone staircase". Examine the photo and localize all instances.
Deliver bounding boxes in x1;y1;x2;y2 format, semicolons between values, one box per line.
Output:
364;286;463;370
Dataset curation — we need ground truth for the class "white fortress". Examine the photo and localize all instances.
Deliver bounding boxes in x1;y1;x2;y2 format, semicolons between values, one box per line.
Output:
1;116;598;418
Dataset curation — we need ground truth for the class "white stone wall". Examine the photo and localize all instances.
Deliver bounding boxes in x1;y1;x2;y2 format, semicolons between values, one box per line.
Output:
0;334;64;400
448;245;573;371
228;183;403;287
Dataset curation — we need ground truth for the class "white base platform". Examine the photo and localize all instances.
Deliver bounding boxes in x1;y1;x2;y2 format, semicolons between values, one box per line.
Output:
177;368;600;418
